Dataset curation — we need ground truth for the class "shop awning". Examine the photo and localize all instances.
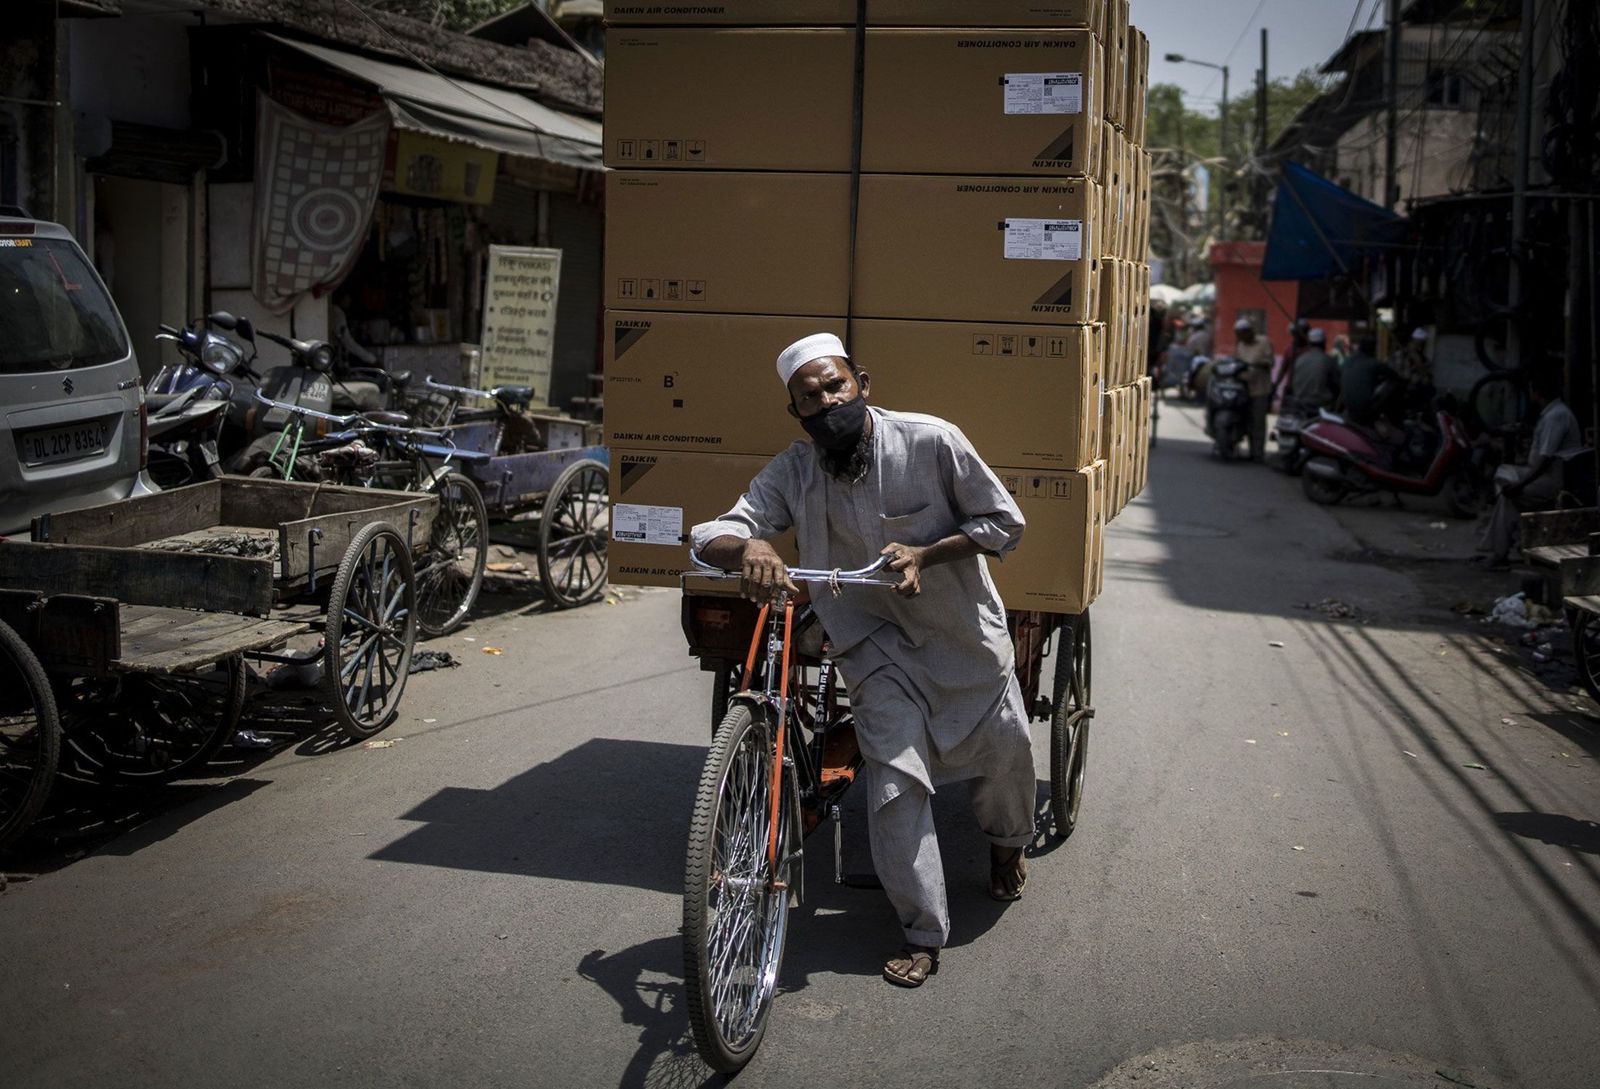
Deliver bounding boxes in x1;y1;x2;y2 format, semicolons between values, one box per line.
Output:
266;35;602;171
1262;161;1407;282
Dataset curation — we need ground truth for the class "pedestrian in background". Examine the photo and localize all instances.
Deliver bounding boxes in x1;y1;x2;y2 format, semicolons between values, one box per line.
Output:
1288;327;1340;415
1477;370;1585;568
1231;317;1276;460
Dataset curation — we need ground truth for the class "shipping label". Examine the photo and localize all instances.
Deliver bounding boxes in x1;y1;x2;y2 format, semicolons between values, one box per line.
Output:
1003;73;1083;115
1004;218;1085;261
612;504;684;547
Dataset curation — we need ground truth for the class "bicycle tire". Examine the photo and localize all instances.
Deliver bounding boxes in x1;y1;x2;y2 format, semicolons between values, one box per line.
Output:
684;702;791;1074
416;471;488;638
0;619;60;853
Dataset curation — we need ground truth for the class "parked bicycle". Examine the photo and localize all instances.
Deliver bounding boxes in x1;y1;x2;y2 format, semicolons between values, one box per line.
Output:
248;390;487;637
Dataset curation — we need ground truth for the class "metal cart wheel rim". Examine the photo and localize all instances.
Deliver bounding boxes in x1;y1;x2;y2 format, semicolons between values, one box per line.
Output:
416;470;488;638
61;655;247;783
1575;612;1600;705
538;458;610;610
324;521;417;740
0;618;61;853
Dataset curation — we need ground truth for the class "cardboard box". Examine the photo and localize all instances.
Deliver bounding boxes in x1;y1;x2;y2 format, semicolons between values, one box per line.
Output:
604;311;1104;470
862;30;1102;177
604;0;1104;33
604;30;856;171
604;311;846;456
605;171;853;316
609;450;798;588
990;460;1104;612
855;175;1101;325
852;319;1103;469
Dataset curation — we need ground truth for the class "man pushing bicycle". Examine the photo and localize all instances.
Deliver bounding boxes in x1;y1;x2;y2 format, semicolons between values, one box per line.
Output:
691;333;1035;988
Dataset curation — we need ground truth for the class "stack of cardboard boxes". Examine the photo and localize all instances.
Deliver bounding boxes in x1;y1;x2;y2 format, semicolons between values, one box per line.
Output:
602;1;1151;613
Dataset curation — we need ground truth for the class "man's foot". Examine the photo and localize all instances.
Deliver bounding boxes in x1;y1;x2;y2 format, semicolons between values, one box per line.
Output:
990;844;1028;901
883;944;939;988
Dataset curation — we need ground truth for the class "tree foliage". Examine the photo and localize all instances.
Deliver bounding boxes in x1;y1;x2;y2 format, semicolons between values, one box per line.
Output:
1146;69;1330;163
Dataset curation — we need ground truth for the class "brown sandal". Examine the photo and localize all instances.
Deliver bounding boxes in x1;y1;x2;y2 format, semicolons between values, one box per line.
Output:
882;944;939;988
990;845;1028;901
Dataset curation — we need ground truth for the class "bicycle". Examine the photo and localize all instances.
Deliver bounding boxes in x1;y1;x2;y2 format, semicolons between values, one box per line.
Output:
678;553;1093;1073
249;390;487;638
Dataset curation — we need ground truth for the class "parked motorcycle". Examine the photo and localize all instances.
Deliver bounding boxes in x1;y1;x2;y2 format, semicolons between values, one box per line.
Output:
1299;404;1488;517
145;317;257;488
207;314;342;475
1271;408;1310;476
1204;356;1251;460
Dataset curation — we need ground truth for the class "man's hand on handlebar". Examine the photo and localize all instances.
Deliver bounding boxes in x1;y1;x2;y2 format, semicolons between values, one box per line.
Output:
739;539;797;604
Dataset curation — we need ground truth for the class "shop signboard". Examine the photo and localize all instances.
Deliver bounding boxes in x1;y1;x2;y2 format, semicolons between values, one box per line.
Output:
479;245;562;405
386;131;498;205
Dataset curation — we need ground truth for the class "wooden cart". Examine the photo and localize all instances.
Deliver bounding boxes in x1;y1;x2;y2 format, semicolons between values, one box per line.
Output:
418;378;610;610
0;477;437;851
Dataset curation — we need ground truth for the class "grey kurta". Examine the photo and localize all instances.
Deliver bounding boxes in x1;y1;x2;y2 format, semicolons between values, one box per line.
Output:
692;408;1034;945
691;407;1026;792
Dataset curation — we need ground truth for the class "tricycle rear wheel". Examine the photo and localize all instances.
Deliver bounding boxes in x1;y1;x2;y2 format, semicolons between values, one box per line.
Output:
1049;612;1092;839
0;619;60;853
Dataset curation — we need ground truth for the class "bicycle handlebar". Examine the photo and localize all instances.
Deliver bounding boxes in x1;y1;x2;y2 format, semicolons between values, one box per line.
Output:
686;551;897;586
250;389;452;444
423;374;497;401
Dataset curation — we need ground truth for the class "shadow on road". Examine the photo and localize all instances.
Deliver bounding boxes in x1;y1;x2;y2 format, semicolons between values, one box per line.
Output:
371;737;703;892
1494;812;1600;854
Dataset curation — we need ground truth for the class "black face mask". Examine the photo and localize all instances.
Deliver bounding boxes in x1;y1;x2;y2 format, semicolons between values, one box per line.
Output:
799;394;869;451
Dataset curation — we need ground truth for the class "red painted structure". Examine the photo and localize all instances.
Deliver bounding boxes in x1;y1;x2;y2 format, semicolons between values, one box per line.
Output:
1209;241;1349;361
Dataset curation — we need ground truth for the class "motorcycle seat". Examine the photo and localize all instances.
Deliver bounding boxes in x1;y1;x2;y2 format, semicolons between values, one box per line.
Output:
493;385;534;409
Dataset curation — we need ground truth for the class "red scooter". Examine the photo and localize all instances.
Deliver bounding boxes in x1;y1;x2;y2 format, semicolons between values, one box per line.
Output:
1299;404;1488;517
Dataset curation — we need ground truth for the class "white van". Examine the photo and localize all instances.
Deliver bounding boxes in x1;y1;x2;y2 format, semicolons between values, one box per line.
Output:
0;211;153;537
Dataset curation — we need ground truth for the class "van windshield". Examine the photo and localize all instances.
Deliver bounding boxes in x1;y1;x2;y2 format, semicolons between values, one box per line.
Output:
0;237;129;374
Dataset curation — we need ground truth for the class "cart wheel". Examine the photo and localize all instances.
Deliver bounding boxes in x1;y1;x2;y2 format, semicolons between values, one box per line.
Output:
325;521;417;740
1574;611;1600;705
416;470;488;638
538;458;609;609
0;619;60;853
1049;612;1092;839
62;655;246;783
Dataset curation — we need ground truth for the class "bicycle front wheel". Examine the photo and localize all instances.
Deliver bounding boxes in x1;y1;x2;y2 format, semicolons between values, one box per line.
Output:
683;702;791;1074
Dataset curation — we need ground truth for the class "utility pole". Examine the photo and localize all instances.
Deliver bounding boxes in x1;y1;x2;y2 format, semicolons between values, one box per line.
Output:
1176;106;1190;282
1218;64;1230;241
1384;0;1401;210
1508;0;1537;369
1255;29;1268;233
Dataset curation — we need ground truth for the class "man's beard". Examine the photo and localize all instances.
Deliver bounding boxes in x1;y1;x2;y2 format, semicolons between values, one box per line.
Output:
820;426;873;483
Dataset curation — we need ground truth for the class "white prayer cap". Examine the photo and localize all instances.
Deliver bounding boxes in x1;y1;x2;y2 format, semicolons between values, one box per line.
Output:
776;332;847;387
1308;327;1326;345
1233;317;1253;331
1410;327;1428;342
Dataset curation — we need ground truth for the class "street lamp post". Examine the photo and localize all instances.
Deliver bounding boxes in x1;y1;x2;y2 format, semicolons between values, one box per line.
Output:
1165;53;1229;242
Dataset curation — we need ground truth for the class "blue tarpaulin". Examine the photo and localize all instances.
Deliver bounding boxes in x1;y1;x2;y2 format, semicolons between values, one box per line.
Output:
1261;162;1407;282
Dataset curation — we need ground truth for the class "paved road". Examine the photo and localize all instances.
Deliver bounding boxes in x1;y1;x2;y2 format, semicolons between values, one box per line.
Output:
3;403;1597;1088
